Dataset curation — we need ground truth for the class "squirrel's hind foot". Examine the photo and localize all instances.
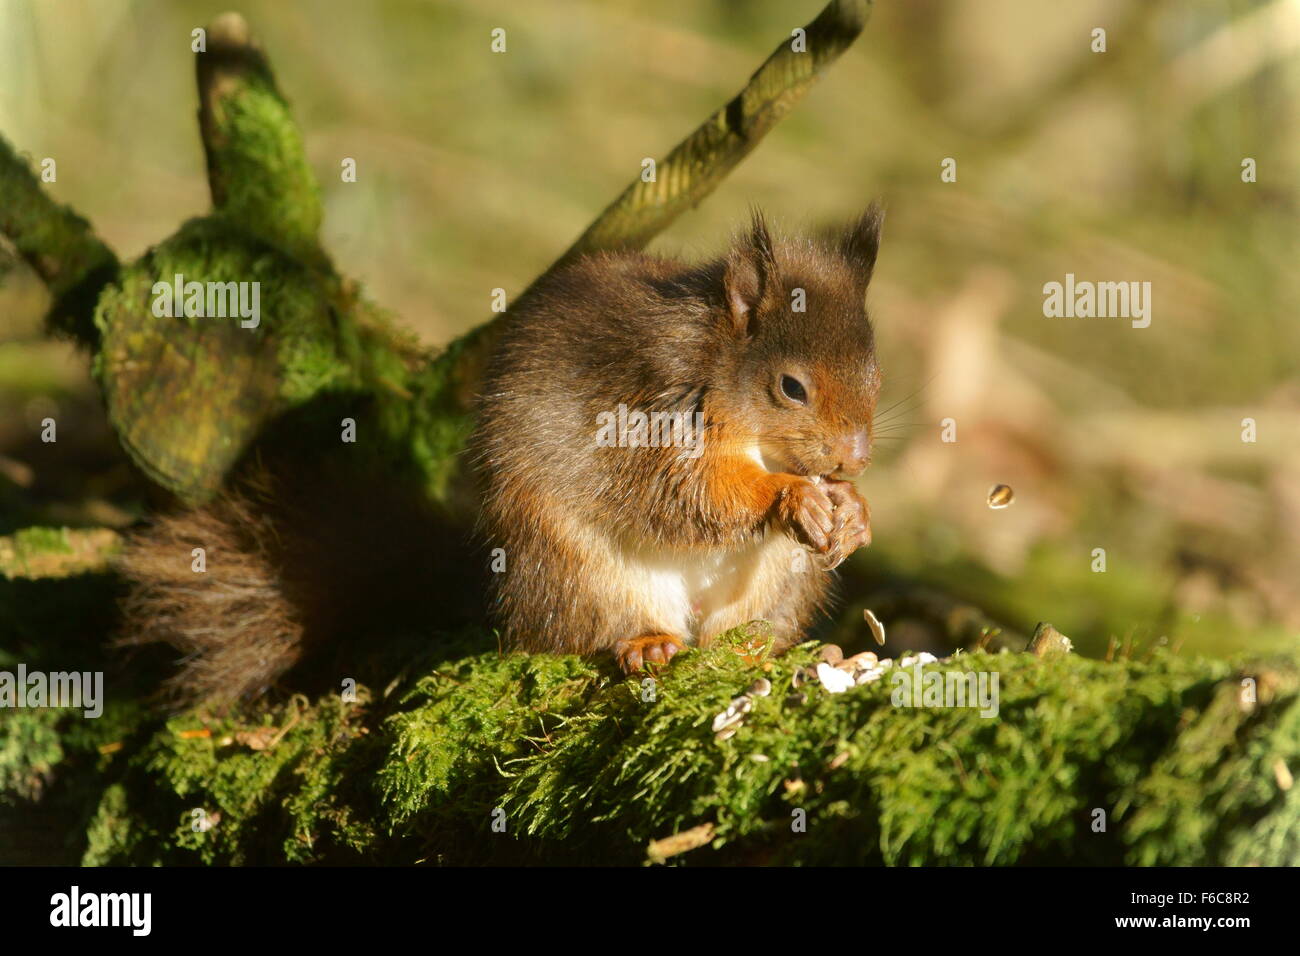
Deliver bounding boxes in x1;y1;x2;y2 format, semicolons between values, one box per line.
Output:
615;634;687;674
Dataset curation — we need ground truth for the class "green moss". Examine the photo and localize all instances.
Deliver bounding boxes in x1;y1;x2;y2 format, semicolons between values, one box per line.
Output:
0;135;117;343
0;527;124;581
0;708;63;804
7;625;1295;866
197;34;324;271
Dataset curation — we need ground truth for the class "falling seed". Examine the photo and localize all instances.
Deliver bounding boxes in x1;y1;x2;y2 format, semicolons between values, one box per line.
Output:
748;677;772;697
829;751;850;770
863;608;886;646
987;484;1015;509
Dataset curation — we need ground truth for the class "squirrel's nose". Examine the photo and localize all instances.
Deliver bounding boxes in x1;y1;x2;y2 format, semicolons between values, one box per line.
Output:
832;429;871;477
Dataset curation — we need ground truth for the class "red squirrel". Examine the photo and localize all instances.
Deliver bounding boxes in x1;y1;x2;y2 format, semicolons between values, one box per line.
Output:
473;206;883;673
115;207;883;701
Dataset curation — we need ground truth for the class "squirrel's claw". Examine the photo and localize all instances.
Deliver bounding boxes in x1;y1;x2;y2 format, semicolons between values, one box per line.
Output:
778;478;836;554
615;634;686;674
816;479;872;570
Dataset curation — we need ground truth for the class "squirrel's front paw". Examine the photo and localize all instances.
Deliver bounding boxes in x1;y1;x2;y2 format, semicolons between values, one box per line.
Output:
818;479;872;570
776;477;836;554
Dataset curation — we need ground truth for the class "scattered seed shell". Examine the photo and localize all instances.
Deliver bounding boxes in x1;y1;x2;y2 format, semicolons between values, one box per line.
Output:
711;697;752;734
748;677;772;697
818;643;844;665
816;662;855;694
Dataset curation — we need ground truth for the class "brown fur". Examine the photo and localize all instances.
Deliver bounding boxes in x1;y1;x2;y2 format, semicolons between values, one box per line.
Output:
473;206;885;668
115;457;477;705
115;467;301;703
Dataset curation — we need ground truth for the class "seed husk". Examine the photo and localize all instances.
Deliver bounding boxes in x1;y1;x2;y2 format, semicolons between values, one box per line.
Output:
818;643;844;665
816;661;855;694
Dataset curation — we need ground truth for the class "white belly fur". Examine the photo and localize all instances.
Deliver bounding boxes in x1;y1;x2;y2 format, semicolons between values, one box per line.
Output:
620;532;791;642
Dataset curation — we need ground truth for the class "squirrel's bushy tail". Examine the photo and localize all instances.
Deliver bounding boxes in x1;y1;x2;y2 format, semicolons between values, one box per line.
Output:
114;461;482;706
115;468;303;703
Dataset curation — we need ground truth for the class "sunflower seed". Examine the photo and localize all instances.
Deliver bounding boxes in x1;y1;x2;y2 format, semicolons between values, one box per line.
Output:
987;484;1015;509
863;608;886;646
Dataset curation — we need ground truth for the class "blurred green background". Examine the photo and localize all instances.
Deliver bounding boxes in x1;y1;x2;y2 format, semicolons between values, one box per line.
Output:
1;0;1297;658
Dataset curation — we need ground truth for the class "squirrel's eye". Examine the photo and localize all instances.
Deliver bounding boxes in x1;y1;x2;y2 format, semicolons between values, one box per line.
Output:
780;374;808;405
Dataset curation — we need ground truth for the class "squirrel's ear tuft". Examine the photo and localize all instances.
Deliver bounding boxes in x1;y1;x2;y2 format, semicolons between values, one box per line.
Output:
722;209;781;335
841;202;884;286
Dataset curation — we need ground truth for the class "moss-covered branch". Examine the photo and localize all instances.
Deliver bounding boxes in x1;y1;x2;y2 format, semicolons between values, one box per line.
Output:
0;136;118;345
196;11;327;270
0;527;123;580
550;0;872;269
3;629;1296;865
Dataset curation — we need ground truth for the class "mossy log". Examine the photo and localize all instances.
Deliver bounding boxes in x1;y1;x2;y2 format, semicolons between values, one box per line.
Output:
2;622;1296;865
